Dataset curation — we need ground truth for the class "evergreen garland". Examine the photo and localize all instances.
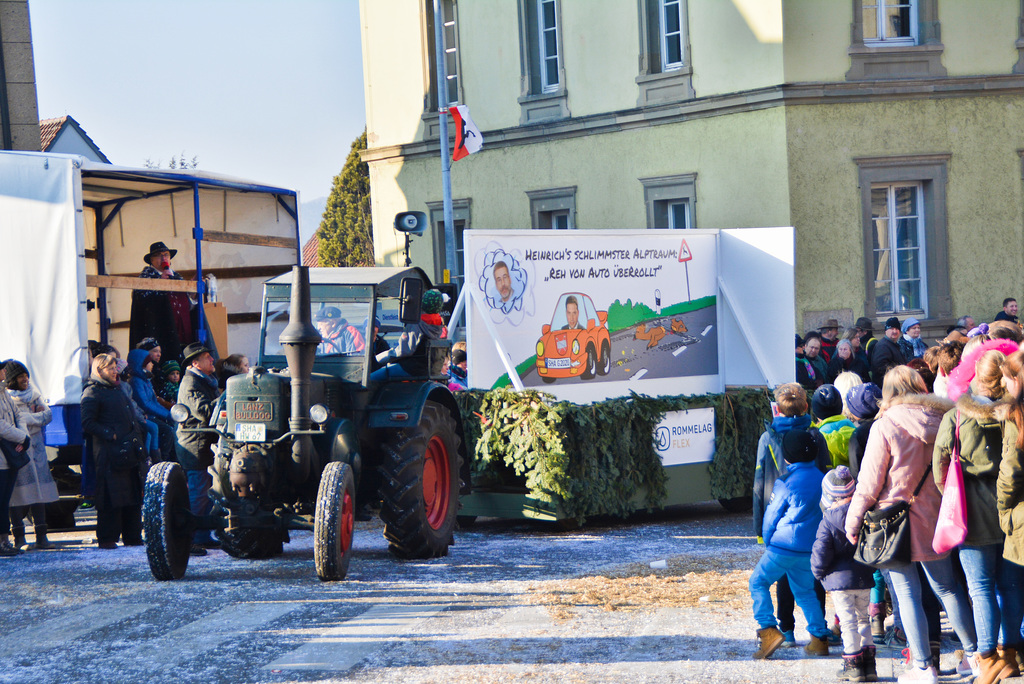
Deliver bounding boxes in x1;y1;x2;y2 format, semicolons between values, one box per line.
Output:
455;387;771;522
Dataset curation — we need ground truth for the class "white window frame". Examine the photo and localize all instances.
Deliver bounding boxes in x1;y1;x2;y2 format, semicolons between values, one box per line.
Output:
659;0;686;71
538;0;561;93
863;0;918;47
667;200;690;229
871;182;927;316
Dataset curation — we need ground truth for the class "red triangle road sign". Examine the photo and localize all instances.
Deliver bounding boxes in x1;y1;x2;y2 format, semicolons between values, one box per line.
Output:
678;239;693;262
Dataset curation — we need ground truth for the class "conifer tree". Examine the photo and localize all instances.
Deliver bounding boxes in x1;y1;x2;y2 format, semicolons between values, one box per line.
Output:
318;130;373;267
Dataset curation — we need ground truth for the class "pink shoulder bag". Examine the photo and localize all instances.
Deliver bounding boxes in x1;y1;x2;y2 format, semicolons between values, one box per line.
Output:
933;411;968;554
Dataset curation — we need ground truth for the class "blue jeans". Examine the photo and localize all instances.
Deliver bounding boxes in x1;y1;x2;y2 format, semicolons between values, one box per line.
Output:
998;557;1024;650
959;544;1015;653
749;549;829;638
186;469;215;545
889;557;978;668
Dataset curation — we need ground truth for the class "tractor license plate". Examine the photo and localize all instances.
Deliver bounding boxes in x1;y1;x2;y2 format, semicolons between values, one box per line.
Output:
546;358;571;369
235;422;266;442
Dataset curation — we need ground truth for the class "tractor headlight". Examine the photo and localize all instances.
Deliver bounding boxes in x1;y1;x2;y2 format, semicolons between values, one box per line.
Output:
572;339;580;355
170;403;191;423
309;403;329;425
536;341;544;356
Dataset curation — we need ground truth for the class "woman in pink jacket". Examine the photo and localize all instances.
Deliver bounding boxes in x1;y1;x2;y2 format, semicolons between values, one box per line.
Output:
846;366;977;683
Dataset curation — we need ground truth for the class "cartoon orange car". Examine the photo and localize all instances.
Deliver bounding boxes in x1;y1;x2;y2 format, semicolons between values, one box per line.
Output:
535;293;611;382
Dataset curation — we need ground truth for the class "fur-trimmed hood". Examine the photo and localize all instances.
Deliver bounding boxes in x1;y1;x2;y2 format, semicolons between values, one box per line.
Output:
878;393;953;443
954;393;1010;425
880;392;954;414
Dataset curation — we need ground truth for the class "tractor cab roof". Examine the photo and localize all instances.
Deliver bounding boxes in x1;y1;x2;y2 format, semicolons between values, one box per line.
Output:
265;267;432;298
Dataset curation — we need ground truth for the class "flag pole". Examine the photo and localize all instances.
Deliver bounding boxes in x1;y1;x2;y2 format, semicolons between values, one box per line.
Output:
433;0;456;285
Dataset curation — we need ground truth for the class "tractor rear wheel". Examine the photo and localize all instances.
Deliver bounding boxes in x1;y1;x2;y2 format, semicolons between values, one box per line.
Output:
314;461;356;581
379;400;461;559
143;462;191;581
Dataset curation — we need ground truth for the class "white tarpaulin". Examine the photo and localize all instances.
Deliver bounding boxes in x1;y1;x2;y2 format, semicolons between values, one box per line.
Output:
0;153;88;405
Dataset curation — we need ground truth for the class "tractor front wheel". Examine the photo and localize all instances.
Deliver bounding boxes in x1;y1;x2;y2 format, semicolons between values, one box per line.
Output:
379;401;461;559
143;462;191;581
314;461;356;581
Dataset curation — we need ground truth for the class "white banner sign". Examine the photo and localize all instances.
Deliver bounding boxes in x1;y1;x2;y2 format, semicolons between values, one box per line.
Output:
654;408;716;466
465;230;721;403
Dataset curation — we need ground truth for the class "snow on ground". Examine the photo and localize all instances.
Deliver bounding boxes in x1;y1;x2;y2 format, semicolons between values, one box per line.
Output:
0;503;992;683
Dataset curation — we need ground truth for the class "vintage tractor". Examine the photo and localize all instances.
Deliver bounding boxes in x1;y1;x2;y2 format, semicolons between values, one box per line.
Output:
142;265;467;581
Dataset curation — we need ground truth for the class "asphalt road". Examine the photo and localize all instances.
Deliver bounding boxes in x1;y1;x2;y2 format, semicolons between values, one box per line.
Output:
0;503;983;684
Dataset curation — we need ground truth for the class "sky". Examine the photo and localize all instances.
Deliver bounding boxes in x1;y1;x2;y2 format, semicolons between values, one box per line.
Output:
29;0;366;237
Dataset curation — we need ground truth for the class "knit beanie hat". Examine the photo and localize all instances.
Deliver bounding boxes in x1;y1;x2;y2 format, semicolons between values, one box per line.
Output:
782;429;817;464
137;337;160;351
812;384;844;420
422;289;444;314
822;465;856;507
885;316;901;331
901;317;921;334
4;360;28;389
795;334;804;348
846;382;882;420
162;360;181;377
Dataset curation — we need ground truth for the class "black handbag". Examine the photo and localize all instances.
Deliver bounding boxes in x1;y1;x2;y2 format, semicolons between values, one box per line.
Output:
108;430;146;471
854;467;932;570
0;438;29;471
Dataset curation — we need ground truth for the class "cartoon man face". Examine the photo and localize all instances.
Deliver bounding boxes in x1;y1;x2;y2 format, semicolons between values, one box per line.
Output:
494;262;512;302
566;301;579;329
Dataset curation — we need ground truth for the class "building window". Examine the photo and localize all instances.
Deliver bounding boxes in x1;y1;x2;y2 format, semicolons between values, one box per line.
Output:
538;0;561;93
636;0;694;106
517;0;570;124
862;0;916;46
870;183;926;314
855;154;951;321
422;0;462;138
427;199;471;286
641;173;696;229
847;0;944;80
527;187;576;230
660;0;686;70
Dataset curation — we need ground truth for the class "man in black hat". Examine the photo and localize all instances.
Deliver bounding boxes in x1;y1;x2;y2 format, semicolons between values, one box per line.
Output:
869;316;906;386
853;317;877;357
174;342;220;554
129;241;195;363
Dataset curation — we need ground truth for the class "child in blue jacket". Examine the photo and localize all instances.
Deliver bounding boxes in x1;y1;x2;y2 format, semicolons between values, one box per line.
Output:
750;429;831;660
754;383;830;645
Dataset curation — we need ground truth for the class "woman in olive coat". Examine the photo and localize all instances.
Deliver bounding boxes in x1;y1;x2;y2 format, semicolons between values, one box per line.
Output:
935;350;1016;680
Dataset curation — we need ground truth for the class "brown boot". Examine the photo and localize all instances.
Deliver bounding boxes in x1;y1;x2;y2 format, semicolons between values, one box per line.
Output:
805;633;829;656
753;626;785;660
33;526;54;550
997;646;1020;678
976;651;1015;684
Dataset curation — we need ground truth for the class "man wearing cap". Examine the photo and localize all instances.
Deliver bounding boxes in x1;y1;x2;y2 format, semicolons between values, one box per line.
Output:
175;342;221;554
315;307;365;355
869;316;906;386
818;319;842;363
129;241;195;363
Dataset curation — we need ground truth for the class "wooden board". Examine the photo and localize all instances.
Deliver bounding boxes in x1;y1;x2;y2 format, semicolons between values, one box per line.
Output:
86;275;197;293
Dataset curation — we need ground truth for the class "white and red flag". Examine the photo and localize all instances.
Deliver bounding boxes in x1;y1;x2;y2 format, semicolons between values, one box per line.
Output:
451;105;483;161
